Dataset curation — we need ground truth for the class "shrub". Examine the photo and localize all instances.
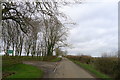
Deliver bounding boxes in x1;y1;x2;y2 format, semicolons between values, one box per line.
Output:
94;57;117;77
2;56;22;68
67;55;93;64
43;56;56;61
113;58;120;80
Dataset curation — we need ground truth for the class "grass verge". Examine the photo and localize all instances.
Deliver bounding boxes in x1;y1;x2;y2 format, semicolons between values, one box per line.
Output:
50;57;62;62
70;59;112;80
3;64;43;79
2;56;61;79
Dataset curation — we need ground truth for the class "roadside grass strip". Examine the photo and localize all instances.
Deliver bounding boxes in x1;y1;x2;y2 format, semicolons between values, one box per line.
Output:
71;59;112;80
51;57;62;62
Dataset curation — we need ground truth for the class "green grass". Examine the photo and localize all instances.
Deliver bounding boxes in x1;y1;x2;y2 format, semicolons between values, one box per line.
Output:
3;64;43;79
70;59;112;80
50;57;62;62
2;56;61;79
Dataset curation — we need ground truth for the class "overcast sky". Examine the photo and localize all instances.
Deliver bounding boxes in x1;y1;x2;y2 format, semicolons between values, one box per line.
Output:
60;0;118;57
0;0;119;57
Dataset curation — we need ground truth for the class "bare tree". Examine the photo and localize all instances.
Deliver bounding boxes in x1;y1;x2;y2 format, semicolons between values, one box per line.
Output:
1;1;72;57
41;15;68;56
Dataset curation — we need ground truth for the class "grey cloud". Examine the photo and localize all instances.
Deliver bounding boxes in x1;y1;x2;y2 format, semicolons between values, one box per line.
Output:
60;1;118;57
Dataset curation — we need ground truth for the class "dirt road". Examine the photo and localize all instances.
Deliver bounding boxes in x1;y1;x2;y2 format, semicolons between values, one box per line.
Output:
48;57;94;78
23;57;95;78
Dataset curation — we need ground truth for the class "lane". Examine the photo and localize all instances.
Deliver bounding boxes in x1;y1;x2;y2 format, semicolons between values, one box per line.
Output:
48;57;95;78
23;58;95;78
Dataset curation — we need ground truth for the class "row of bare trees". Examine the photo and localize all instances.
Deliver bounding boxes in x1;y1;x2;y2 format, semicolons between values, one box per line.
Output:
1;1;68;57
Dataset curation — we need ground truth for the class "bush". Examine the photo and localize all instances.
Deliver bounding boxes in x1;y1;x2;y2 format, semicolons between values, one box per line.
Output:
67;55;93;64
43;56;56;61
2;56;22;68
94;57;118;77
67;55;119;79
113;58;120;80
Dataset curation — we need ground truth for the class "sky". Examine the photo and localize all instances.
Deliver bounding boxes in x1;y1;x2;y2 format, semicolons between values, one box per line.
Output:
60;0;119;57
0;0;119;57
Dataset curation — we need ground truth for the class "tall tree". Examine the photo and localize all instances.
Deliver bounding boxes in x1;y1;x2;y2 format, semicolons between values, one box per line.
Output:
1;1;72;56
